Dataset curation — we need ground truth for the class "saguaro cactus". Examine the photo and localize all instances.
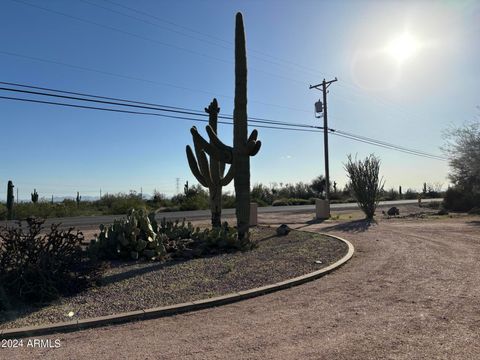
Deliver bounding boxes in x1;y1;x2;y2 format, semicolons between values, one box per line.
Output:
187;99;234;227
7;181;14;220
76;191;81;206
31;189;39;203
188;13;261;240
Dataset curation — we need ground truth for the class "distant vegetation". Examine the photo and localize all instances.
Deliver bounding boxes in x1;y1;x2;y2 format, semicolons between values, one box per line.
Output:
0;180;444;221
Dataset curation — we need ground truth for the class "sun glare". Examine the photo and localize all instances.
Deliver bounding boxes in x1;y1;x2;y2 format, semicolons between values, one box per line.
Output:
386;33;420;64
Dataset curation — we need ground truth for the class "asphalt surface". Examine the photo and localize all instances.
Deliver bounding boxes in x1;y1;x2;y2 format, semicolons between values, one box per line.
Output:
1;198;441;229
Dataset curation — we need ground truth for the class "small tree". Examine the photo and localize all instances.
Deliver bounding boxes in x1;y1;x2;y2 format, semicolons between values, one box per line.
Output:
442;120;480;211
442;121;480;193
310;175;326;198
344;154;384;220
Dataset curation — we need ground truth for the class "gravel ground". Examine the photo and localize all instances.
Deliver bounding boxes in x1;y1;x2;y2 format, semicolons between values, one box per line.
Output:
2;206;480;360
0;226;347;329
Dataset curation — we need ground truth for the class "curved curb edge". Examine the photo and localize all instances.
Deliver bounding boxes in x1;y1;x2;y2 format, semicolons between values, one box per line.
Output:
1;233;354;339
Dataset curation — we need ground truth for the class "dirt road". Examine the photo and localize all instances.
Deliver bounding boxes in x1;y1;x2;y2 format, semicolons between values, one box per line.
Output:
3;214;480;359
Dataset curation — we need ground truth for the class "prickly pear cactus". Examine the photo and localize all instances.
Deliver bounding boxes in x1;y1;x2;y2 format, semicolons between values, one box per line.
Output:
89;209;166;261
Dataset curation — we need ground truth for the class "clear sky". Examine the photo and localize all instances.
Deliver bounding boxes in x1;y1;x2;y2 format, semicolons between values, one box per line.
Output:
1;0;479;199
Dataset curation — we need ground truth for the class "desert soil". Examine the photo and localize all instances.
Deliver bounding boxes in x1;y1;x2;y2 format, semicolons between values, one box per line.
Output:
3;205;480;360
1;227;347;329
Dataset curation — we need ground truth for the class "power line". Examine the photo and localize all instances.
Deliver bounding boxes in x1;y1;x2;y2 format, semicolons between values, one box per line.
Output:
101;0;334;79
81;0;319;85
0;50;310;114
0;81;320;129
330;131;447;161
0;81;191;111
333;129;446;160
9;0;437;124
0;95;324;133
0;81;447;161
12;0;310;88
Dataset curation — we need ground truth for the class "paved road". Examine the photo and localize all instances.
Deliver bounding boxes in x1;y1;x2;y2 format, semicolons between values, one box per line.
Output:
2;198;441;228
4;213;479;359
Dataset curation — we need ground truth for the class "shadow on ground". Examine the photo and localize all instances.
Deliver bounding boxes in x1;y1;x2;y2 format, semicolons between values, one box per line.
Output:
322;219;376;233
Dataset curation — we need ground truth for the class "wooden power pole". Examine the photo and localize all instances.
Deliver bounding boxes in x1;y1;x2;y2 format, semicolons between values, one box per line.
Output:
309;77;337;202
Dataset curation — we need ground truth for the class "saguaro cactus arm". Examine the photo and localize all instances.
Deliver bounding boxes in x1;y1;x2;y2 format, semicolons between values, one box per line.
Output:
245;137;261;156
191;126;233;164
220;165;235;186
186;145;209;187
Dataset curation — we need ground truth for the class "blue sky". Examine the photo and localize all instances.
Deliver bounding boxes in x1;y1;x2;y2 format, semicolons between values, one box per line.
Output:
1;0;479;199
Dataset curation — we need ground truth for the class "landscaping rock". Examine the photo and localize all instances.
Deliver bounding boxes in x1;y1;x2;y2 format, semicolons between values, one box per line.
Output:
387;207;400;216
276;224;291;236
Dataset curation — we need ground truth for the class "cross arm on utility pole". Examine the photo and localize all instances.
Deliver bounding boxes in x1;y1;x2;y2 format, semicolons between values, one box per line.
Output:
309;77;338;91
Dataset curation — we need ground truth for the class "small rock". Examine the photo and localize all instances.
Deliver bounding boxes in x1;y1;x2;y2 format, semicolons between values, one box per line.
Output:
276;224;291;236
315;260;322;264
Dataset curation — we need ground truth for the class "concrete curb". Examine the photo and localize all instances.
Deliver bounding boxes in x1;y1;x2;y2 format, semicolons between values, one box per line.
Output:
1;233;354;339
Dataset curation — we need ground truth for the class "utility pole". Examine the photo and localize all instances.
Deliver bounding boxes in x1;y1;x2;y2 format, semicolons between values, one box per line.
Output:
100;188;102;199
175;178;180;194
309;77;337;202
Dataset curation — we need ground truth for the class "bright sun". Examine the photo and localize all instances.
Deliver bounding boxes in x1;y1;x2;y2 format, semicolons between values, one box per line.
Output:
386;33;420;64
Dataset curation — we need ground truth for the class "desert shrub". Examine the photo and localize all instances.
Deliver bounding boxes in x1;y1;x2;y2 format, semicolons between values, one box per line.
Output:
272;198;289;206
94;192;148;215
425;201;442;209
251;183;274;205
179;194;209;211
344;154;384;220
383;188;399;201
0;218;100;308
288;198;310;205
443;187;480;212
404;189;418;200
271;198;310;206
222;193;236;208
0;203;7;219
468;207;480;215
310;175;326;198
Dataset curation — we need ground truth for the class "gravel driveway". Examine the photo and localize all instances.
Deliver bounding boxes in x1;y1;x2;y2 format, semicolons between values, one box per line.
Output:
3;212;480;360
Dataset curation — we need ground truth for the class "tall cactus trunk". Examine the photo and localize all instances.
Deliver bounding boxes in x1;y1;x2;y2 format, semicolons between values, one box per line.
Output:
186;12;261;239
209;101;222;228
6;181;14;220
233;12;250;240
210;188;222;228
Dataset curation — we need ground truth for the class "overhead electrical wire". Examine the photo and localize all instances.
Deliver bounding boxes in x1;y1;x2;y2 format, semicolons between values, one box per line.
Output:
9;0;433;122
0;81;321;129
329;131;447;161
0;81;447;161
0;50;310;114
0;95;324;134
332;129;447;160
